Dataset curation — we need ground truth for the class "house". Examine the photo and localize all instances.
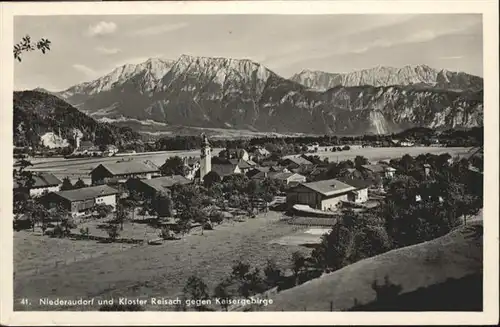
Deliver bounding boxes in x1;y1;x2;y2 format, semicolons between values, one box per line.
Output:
281;156;314;169
337;177;373;203
212;163;241;179
103;145;119;157
261;160;279;167
13;173;62;198
45;185;120;217
90;160;161;185
218;148;250;161
249;146;271;160
251;171;305;186
246;166;270;178
361;164;396;179
269;172;307;186
159;157;200;181
286;178;358;211
126;175;192;200
229;158;253;174
400;139;415;147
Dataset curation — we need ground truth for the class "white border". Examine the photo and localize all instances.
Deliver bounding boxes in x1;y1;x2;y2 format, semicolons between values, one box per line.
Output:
1;1;498;325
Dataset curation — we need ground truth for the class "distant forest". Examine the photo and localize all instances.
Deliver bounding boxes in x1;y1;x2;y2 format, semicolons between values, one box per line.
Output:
150;126;483;152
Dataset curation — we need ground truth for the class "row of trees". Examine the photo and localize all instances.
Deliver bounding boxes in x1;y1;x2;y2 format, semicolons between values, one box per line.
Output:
148;127;482;154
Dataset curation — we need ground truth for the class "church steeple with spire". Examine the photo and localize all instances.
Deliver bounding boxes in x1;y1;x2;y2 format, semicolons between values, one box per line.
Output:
199;133;211;182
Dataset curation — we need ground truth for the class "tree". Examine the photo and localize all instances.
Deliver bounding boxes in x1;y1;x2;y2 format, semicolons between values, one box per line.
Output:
160;156;185;176
354;155;369;169
74;178;87;189
346;226;391;264
153;191;173;220
13;35;51;62
115;203;127;231
183;276;210;311
229;261;265;298
181;207;207;235
291;251;306;285
60;177;74;191
263;258;282;288
213;280;232;311
311;224;352;273
106;223;120;241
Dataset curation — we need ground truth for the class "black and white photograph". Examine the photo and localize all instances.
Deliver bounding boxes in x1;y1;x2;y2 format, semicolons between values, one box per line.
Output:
1;1;498;325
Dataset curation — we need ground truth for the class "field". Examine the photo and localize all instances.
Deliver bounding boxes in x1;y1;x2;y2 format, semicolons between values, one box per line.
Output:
14;231;136;277
308;146;472;162
14;211;311;311
26;146;472;184
26;148;224;184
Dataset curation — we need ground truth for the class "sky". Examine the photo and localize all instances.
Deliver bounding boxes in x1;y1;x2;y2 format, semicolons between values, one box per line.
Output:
14;14;483;91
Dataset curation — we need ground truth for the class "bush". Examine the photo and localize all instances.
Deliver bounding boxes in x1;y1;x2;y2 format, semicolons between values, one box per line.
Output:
210;211;225;225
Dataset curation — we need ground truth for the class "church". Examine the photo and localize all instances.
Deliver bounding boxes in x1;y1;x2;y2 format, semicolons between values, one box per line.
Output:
199;133;212;182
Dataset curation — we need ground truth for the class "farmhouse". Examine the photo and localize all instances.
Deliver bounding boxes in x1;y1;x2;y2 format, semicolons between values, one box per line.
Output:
281;156;314;169
90;160;161;185
126;175;192;199
229;158;253;174
212;162;241;178
249;146;271;160
251;171;306;186
45;185;120;216
182;157;200;180
361;164;396;179
338;177;373;203
13;173;62;198
103;145;119;157
286;179;357;211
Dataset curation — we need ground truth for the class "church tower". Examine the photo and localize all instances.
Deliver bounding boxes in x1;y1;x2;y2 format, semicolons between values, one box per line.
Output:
199;133;211;182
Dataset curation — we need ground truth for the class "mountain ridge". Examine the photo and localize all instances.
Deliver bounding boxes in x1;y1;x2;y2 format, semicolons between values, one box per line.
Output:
32;55;483;135
290;64;483;91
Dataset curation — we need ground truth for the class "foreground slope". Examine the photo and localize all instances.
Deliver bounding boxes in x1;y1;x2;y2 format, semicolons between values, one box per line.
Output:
264;221;483;311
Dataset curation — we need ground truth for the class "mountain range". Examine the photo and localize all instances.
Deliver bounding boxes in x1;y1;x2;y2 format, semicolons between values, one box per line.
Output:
290;65;483;92
37;55;483;135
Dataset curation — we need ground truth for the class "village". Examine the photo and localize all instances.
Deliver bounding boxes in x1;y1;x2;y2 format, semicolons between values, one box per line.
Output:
12;129;484;311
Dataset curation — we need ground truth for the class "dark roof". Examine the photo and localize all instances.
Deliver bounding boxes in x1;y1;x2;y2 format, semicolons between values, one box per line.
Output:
53;185;119;202
361;164;396;174
269;172;305;181
140;175;192;192
212;164;239;177
283;156;313;166
261;160;278;167
299;179;356;196
228;158;252;169
93;161;159;176
337;177;373;190
247;167;270;178
250;171;268;180
14;173;62;189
